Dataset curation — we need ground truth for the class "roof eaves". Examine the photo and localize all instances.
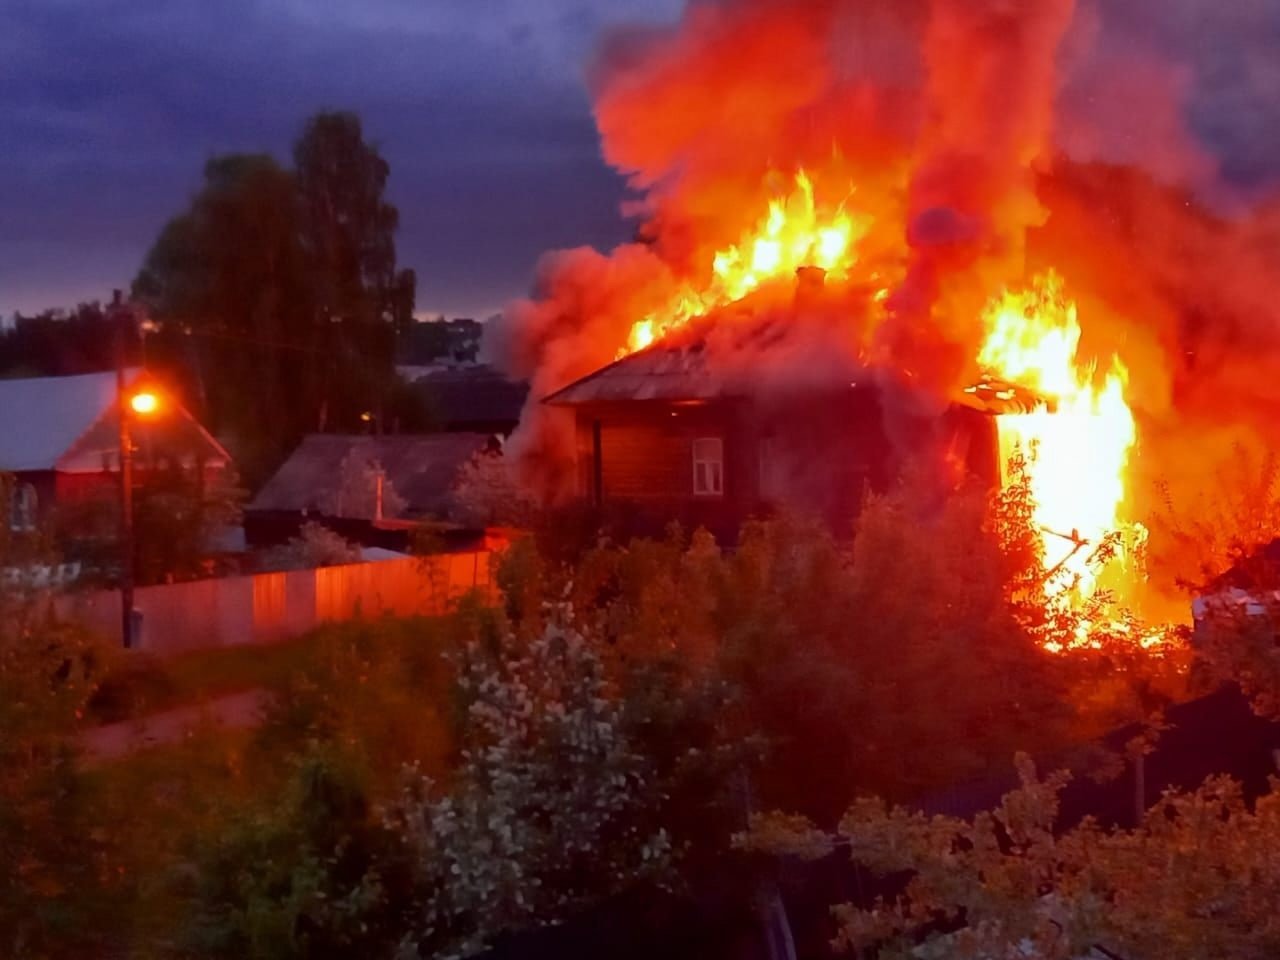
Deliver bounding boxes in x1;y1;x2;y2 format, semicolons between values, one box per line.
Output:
541;350;644;406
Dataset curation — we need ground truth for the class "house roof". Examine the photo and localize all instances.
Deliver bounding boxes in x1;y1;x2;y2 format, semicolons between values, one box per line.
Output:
409;364;529;428
0;369;231;474
542;315;1043;415
248;433;497;516
0;370;130;472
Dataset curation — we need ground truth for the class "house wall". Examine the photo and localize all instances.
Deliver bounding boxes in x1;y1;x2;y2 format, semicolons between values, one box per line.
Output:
12;471;58;523
45;461;229;508
54;550;495;656
572;401;753;541
568;390;1000;541
53;471;114;503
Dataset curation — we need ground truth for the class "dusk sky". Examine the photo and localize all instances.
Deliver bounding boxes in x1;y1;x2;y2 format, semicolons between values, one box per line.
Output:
0;0;682;320
2;0;1277;321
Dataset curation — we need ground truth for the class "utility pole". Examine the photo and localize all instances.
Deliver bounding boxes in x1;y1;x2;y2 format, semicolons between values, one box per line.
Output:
113;290;136;648
733;768;797;960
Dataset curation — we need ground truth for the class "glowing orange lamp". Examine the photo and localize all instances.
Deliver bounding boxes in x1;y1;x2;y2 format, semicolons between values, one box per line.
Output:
129;390;159;415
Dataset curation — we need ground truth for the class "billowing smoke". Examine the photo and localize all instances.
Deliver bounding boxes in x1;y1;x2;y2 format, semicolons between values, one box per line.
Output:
489;0;1280;597
881;0;1076;397
487;243;678;496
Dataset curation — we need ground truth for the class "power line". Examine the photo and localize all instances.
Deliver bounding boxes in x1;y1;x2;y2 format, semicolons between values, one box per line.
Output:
174;327;325;355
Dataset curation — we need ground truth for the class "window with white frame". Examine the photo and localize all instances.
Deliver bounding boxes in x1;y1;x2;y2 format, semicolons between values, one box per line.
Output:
692;437;724;497
8;483;37;532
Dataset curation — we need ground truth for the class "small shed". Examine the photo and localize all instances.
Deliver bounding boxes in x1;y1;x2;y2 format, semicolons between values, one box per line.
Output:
244;433;500;548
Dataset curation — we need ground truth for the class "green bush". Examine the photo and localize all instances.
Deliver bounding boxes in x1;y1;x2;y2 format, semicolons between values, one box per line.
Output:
86;652;176;724
187;746;414;959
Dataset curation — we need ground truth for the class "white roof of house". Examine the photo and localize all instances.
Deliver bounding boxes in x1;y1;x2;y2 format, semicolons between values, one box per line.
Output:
0;370;135;472
0;369;231;475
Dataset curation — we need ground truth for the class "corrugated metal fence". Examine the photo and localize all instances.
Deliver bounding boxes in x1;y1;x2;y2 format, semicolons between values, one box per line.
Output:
55;551;494;657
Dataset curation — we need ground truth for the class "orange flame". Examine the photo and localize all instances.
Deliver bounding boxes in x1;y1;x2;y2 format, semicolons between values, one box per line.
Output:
978;273;1138;606
621;171;870;355
611;175;1172;651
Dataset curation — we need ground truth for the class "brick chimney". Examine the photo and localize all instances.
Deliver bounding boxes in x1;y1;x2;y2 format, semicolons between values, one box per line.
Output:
794;266;826;310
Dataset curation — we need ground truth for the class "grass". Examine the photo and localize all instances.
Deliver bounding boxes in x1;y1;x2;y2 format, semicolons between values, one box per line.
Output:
86;614;452;725
55;612;470;956
76;724;273;956
86;635;310;724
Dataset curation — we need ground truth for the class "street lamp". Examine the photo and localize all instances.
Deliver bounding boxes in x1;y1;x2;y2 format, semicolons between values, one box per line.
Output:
130;390;159;416
117;380;161;648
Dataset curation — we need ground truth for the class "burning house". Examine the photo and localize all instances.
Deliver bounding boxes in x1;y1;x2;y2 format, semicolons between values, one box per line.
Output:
542;267;1036;540
489;0;1280;638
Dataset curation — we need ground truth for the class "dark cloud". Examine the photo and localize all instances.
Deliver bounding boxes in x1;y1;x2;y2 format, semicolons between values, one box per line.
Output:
0;0;1275;318
0;0;681;317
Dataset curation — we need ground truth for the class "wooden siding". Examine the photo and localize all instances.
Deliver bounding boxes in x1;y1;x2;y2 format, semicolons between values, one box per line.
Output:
565;388;1000;542
601;424;694;499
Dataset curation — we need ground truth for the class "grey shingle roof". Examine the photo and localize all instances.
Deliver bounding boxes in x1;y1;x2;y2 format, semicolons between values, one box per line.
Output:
248;433;497;516
542;315;1043;414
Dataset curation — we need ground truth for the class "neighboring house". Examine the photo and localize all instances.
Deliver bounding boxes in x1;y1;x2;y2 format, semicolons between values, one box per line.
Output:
0;369;232;530
542;312;1027;541
406;364;530;435
244;432;501;548
1191;538;1280;642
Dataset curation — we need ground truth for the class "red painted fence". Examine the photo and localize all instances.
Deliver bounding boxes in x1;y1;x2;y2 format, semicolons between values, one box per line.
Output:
55;551;494;657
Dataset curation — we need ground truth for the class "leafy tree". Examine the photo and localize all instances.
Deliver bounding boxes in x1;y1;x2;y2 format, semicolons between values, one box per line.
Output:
741;755;1280;960
700;486;1076;813
50;464;244;586
1195;593;1280;718
293;111;415;333
134;112;422;483
261;521;362;571
1149;445;1280;592
0;476;112;956
292;111;417;437
450;451;538;528
188;746;414;960
0;301;141;377
320;448;407;520
133;467;244;584
133;153;314;479
390;616;676;958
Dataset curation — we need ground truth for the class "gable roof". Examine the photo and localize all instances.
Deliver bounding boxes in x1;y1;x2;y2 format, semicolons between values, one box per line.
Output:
543;314;845;406
542;314;1043;415
0;369;232;474
0;370;133;472
248;433;498;516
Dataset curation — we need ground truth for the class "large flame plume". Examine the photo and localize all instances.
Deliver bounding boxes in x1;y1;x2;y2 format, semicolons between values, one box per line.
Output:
977;273;1137;602
491;0;1280;632
623;172;871;355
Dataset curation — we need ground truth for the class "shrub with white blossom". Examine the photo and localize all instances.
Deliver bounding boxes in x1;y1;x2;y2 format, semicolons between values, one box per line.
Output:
263;521;362;571
390;616;674;958
450;451;538;529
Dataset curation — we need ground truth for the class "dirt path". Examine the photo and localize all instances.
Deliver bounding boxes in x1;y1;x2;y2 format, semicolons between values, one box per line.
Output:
79;689;269;764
